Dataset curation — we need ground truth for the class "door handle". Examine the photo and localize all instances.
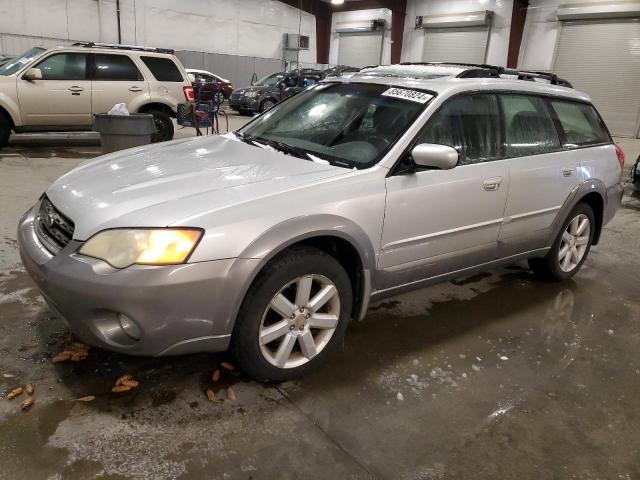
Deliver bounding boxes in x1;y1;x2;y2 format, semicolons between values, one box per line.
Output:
483;177;503;191
68;86;84;93
128;86;143;92
562;168;574;177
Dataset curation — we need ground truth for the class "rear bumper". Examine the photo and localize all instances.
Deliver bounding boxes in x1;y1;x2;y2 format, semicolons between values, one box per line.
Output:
18;201;259;356
604;181;624;226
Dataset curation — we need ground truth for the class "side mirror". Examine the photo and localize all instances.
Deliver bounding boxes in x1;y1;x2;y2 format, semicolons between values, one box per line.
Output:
411;143;458;170
23;68;42;81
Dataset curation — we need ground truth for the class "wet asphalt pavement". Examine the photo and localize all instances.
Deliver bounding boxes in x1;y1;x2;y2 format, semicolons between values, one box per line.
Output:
0;129;639;479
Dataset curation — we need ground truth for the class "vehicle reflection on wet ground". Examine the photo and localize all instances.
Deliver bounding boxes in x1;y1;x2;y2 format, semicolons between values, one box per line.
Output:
0;133;639;479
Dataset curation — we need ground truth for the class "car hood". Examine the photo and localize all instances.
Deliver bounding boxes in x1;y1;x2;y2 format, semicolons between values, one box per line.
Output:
46;135;347;240
235;86;265;95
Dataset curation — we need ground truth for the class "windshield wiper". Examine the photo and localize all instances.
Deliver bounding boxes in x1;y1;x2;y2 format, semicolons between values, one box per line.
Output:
233;131;256;145
251;136;312;160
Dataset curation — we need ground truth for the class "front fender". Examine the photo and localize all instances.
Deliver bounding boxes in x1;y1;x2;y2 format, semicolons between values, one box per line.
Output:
221;214;377;331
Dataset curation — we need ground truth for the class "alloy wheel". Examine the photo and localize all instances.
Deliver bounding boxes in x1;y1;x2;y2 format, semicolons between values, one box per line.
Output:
558;213;590;272
259;274;340;369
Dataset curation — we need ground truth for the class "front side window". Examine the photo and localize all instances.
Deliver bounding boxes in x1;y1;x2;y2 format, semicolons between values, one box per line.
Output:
34;53;87;80
501;94;560;157
255;73;283;87
417;94;501;166
239;83;429;169
549;100;610;147
93;54;142;81
140;56;183;82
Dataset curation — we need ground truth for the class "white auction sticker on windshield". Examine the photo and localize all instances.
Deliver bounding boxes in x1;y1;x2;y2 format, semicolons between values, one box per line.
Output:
382;88;433;104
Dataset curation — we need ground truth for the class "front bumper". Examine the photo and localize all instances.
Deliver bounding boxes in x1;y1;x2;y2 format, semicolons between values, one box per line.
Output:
229;95;259;112
18;202;259;356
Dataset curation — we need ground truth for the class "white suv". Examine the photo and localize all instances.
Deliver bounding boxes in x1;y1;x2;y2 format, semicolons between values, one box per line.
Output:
0;42;193;147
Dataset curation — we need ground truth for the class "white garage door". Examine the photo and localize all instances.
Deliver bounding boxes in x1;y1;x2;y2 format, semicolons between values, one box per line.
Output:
421;27;489;64
553;19;640;137
338;32;383;68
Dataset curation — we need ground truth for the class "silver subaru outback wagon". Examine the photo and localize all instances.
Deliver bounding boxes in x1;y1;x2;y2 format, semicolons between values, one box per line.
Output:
18;63;624;382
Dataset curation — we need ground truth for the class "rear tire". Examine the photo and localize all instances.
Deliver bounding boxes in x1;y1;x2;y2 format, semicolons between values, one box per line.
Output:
148;109;174;143
231;247;352;383
0;115;10;149
529;202;595;282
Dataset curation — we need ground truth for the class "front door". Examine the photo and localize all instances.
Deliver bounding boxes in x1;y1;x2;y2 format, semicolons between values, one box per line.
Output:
90;53;149;114
17;52;91;126
380;93;508;289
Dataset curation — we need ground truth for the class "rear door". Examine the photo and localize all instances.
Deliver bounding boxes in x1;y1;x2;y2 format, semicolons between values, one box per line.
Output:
17;52;91;126
497;94;579;256
90;53;149;114
381;93;509;287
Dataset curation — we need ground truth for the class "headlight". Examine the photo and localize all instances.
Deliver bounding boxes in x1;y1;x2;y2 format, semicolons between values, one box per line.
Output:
245;91;258;98
79;228;203;269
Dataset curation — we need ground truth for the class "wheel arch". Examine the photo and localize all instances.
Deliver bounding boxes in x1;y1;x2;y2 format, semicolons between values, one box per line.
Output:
0;103;18;131
228;215;376;330
549;180;606;248
137;102;175;118
578;191;604;245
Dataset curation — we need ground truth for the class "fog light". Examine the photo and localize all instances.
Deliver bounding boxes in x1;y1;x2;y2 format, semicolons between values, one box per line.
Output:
118;314;141;341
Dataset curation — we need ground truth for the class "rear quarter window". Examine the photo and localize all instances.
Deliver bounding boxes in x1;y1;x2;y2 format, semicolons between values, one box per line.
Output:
549;100;610;147
140;56;184;82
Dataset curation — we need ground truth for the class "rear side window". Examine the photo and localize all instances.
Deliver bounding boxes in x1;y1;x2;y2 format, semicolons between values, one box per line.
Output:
35;53;87;80
501;94;560;157
140;56;184;82
418;94;501;166
93;54;142;81
549;100;610;147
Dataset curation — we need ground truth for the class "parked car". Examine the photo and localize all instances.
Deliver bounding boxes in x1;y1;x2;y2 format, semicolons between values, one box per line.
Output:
186;68;234;105
18;63;624;382
229;69;321;114
321;65;360;79
0;42;193;147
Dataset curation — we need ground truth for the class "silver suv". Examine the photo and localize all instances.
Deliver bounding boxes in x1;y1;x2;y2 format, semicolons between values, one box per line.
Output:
18;63;624;382
0;42;192;147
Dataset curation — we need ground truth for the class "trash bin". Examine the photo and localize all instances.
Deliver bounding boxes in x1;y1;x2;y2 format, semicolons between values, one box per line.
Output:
93;113;156;154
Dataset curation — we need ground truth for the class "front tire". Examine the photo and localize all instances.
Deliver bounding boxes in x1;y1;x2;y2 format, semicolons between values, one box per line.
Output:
529;202;595;281
260;98;276;113
148;109;174;143
231;247;353;382
0;115;10;149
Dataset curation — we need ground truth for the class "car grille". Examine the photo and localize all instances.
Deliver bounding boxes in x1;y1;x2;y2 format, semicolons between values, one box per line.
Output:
35;196;75;255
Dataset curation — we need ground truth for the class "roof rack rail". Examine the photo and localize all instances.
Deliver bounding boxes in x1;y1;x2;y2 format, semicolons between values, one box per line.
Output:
502;68;573;88
362;62;574;87
71;42;174;55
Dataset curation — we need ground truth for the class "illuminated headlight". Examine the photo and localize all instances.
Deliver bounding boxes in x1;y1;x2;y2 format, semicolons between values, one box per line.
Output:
79;228;203;269
245;91;258;98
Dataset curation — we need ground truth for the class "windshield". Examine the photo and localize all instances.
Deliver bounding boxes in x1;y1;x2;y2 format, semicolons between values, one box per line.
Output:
254;73;283;87
238;82;432;169
0;47;46;76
